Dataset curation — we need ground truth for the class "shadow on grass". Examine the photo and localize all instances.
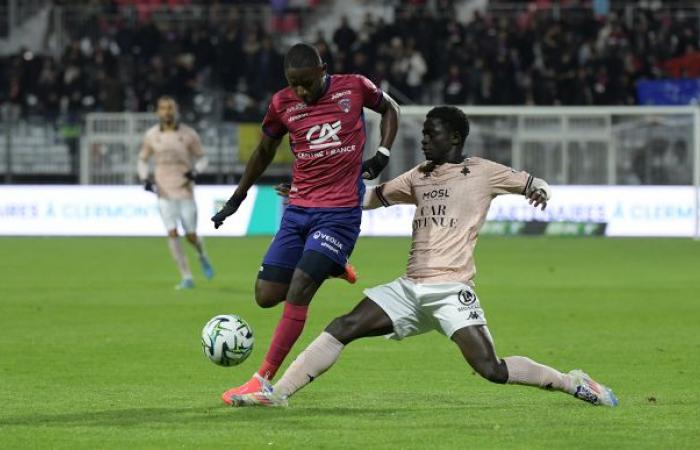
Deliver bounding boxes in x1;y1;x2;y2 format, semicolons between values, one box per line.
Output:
0;404;437;428
1;392;520;429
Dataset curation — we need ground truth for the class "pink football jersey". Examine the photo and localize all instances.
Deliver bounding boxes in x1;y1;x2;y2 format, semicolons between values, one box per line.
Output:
262;74;384;208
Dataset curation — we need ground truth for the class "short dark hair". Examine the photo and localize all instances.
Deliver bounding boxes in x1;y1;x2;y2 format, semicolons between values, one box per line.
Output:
157;95;177;107
284;43;322;69
426;106;470;146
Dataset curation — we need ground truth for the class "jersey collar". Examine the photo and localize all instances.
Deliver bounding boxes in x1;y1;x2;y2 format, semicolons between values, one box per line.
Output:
318;74;331;100
159;121;180;132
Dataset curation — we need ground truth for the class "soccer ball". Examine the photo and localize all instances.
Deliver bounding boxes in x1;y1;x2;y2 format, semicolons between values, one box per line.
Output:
201;314;254;367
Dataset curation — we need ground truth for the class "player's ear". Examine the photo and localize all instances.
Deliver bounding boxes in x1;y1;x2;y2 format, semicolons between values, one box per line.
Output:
320;62;328;76
451;131;461;147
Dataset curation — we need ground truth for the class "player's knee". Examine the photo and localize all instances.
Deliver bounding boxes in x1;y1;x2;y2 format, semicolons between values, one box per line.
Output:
167;229;178;238
254;283;284;309
471;358;508;384
254;290;282;308
325;314;359;344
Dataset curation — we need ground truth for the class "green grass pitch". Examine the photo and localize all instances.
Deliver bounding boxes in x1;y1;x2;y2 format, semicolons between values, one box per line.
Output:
1;236;699;449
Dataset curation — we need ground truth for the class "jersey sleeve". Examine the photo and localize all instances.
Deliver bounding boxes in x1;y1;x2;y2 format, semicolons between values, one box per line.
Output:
356;75;384;111
488;160;533;196
139;131;154;161
261;101;287;139
372;168;416;207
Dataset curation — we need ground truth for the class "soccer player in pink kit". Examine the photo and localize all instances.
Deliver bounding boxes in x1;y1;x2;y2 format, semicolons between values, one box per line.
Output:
229;106;618;408
138;96;214;290
212;43;400;400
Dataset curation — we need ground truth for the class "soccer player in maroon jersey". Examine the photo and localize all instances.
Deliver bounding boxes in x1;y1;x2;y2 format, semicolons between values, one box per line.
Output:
212;43;400;401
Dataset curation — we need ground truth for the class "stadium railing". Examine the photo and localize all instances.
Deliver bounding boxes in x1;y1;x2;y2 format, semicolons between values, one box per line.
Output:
364;105;700;187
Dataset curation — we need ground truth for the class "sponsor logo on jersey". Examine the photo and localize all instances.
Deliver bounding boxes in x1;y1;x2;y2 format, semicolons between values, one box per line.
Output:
422;188;451;200
331;90;352;100
306;121;342;149
413;204;459;231
289;113;309;122
285;102;306;113
297;144;357;160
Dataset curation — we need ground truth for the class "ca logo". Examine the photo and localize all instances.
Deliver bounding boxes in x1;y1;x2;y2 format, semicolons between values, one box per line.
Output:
306;121;342;150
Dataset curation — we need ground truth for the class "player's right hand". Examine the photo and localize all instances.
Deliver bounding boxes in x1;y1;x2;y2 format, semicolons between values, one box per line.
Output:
527;189;548;211
211;193;247;229
144;180;155;193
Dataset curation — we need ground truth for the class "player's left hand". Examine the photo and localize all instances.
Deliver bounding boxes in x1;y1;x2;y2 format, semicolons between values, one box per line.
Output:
211;192;247;229
184;170;197;182
527;189;548;210
361;148;390;180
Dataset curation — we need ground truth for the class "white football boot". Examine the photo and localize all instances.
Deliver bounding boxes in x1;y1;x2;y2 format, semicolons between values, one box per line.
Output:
569;369;619;407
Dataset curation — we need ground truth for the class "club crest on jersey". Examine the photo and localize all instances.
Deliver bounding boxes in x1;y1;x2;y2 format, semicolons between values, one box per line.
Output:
337;98;351;113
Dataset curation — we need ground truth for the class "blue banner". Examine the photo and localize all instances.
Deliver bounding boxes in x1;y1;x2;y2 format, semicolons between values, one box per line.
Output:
637;79;700;105
593;0;610;16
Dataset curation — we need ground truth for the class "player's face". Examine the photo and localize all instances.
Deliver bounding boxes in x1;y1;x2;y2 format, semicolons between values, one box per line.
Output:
157;100;177;125
285;65;326;104
421;118;456;162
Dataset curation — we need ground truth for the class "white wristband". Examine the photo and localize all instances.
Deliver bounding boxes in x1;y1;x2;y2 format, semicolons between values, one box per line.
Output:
377;146;391;157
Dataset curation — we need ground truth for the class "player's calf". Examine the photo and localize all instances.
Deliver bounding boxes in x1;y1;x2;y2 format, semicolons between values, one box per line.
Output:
285;268;320;305
453;326;508;384
468;357;508;384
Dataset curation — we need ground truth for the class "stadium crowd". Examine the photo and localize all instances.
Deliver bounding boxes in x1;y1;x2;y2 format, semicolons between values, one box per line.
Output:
1;1;699;120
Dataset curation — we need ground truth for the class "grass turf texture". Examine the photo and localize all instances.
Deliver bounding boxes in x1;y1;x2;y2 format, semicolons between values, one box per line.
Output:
1;236;698;449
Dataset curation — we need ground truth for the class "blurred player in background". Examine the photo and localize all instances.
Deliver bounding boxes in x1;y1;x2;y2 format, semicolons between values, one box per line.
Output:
212;43;400;399
229;106;618;408
138;96;214;290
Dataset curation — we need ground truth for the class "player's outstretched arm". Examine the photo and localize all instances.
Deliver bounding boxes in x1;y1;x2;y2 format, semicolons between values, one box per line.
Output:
362;93;400;180
490;161;551;210
362;169;416;210
211;134;282;229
